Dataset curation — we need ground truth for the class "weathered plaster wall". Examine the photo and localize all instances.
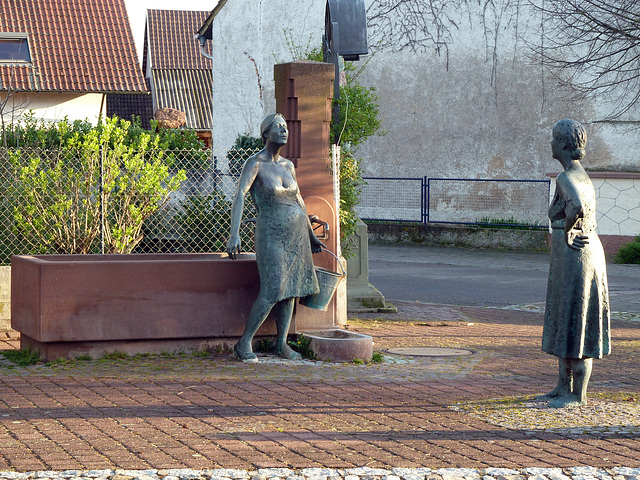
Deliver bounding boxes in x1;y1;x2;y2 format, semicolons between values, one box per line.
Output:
209;1;640;181
210;0;324;152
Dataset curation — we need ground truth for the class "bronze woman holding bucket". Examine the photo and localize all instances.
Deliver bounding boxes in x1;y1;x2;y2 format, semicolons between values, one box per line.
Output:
226;113;325;362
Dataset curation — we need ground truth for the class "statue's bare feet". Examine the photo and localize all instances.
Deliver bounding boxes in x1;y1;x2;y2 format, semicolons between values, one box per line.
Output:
547;394;586;409
277;344;302;360
535;386;567;401
233;344;258;363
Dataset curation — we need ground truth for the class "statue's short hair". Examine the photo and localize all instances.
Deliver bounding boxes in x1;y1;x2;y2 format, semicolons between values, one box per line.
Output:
553;119;587;160
260;113;286;143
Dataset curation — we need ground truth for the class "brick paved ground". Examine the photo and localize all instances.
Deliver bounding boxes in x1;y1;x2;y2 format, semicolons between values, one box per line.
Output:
0;302;638;472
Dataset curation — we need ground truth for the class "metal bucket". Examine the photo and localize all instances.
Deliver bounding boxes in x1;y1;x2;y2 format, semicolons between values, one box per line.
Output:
299;248;345;311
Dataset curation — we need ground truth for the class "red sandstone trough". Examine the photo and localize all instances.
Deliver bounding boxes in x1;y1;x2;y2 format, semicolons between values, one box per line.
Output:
11;253;278;360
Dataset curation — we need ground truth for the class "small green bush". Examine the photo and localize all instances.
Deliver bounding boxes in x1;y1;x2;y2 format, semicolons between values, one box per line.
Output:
370;352;384;363
615;236;640;264
288;334;317;360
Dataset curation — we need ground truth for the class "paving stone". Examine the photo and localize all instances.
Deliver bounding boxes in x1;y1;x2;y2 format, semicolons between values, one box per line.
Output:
161;472;203;480
391;469;431;478
299;471;340;478
257;471;295;479
527;475;549;480
209;471;250;479
347;470;391;477
396;475;425;480
426;475;444;480
485;472;520;478
613;471;640;479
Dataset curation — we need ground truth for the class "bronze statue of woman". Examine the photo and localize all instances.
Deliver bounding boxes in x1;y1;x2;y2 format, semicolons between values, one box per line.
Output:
539;119;611;408
226;113;324;362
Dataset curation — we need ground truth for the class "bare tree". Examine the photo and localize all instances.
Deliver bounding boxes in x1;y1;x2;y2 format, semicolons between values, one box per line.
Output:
366;0;522;72
366;0;464;57
532;0;640;119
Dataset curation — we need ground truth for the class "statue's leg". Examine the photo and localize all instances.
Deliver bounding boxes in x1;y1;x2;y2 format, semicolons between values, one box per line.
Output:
571;357;592;403
547;357;591;408
234;295;275;363
273;298;302;360
537;357;572;400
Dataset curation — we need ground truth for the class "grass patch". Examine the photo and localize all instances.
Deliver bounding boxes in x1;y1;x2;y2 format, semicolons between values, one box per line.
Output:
1;347;41;367
474;217;544;230
99;350;128;361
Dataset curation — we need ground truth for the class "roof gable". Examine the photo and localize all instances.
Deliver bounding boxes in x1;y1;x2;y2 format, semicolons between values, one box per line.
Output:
145;9;211;71
0;0;147;93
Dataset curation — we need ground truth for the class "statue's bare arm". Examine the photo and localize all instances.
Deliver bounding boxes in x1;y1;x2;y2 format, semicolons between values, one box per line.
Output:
227;157;260;259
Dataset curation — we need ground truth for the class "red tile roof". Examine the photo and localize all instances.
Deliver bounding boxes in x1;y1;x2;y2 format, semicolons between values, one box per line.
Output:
0;0;147;93
144;10;211;71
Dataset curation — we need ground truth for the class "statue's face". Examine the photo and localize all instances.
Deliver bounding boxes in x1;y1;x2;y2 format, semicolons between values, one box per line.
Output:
268;118;288;145
550;133;564;160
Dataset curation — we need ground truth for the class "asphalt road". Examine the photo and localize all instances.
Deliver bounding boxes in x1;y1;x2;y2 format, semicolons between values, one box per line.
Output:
367;244;640;314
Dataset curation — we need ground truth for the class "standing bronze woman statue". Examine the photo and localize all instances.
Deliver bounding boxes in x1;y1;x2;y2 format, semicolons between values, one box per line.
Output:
539;119;611;408
226;113;324;363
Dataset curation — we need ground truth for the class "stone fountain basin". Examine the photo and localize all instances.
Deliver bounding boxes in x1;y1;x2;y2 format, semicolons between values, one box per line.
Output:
301;329;372;362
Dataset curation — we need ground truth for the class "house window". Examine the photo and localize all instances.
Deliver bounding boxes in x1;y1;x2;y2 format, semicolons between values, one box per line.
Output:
0;35;31;63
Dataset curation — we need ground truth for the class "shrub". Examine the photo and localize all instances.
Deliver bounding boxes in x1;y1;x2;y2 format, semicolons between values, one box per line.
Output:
7;116;187;254
615;236;640;264
226;134;263;176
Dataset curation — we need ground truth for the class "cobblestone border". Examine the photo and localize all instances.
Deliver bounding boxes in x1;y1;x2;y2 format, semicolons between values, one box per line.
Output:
0;467;639;480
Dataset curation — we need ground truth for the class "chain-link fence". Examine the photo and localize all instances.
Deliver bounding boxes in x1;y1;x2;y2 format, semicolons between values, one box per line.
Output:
357;177;424;222
0;146;261;265
358;176;551;228
426;178;550;226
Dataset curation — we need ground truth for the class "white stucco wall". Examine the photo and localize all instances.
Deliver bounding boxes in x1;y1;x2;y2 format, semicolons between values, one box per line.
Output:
1;92;105;124
208;0;640;183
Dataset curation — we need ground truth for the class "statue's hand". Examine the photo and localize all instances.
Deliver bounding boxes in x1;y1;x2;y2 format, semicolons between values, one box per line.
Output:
566;232;589;251
227;235;241;260
310;234;326;254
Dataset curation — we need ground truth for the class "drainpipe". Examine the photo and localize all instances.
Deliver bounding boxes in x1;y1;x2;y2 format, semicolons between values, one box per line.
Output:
197;35;214;61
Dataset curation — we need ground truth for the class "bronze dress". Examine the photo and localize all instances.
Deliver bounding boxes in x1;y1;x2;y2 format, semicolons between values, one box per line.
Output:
542;171;611;359
249;162;319;303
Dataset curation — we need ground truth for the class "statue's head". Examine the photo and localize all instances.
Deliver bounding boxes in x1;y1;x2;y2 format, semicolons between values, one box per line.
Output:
552;119;587;161
260;113;287;144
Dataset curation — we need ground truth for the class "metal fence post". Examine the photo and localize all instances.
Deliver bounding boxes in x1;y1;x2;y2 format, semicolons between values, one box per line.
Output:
425;177;430;224
100;145;105;255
